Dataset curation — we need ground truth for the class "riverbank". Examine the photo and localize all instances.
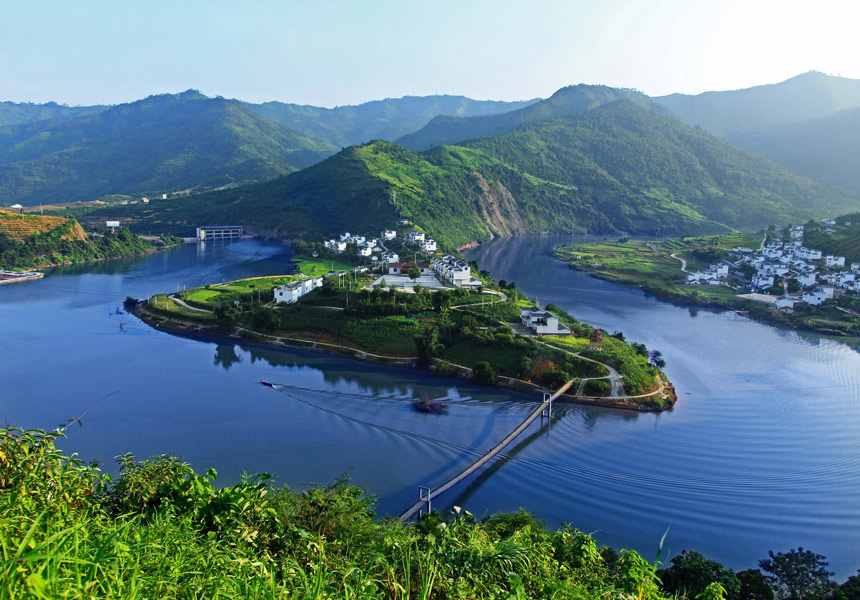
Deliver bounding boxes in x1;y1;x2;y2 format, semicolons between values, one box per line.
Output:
554;237;860;340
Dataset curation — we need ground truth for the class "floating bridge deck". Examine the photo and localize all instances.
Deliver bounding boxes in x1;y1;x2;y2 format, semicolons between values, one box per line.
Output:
398;378;577;522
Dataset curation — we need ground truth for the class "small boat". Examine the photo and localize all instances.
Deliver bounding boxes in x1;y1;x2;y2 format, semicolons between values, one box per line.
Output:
260;380;275;387
412;393;449;414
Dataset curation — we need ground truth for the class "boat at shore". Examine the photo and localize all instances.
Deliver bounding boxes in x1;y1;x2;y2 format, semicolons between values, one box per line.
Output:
0;270;43;285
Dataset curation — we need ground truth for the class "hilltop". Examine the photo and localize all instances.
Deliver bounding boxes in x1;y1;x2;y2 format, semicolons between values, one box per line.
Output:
655;71;860;137
0;91;336;206
0;209;86;242
0;210;155;269
0;100;107;128
246;94;538;147
397;84;646;150
655;72;860;194
94;99;858;248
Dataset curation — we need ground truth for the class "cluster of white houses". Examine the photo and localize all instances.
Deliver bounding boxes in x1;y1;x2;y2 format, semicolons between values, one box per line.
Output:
322;229;436;257
324;232;381;257
273;276;323;304
687;224;860;310
404;230;437;252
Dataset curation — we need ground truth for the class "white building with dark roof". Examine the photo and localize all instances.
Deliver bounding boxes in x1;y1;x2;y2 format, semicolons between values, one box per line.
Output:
520;306;571;335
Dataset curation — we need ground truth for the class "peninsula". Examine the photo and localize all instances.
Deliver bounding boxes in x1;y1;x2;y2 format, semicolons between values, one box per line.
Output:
131;239;675;412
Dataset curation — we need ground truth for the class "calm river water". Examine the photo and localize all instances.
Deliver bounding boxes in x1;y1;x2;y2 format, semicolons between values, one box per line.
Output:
1;237;858;576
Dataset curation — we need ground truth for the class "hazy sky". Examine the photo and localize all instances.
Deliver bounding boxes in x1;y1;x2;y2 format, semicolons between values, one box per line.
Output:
1;0;859;106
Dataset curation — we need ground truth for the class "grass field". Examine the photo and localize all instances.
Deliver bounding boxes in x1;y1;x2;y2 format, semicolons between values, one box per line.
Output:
292;255;355;277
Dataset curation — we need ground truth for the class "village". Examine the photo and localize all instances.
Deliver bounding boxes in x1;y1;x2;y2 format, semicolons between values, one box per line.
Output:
685;220;860;311
275;228;571;336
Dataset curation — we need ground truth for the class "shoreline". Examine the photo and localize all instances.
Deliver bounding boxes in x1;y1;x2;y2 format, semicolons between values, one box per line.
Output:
132;304;675;413
559;261;860;346
0;242;181;279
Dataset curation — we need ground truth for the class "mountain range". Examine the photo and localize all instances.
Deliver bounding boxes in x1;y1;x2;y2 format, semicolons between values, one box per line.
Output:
653;71;860;194
88;95;856;248
3;72;860;244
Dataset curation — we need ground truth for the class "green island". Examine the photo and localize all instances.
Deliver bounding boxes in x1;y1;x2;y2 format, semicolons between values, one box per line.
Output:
554;228;860;342
0;209;174;271
131;254;674;411
5;427;854;599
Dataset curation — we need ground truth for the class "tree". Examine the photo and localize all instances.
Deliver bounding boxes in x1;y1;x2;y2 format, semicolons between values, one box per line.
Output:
737;570;775;600
758;548;836;600
472;361;497;385
659;551;739;600
407;267;421;281
414;327;443;366
650;350;666;368
432;291;451;313
834;570;860;600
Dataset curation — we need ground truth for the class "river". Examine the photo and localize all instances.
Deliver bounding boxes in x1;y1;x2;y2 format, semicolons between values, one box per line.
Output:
1;237;858;577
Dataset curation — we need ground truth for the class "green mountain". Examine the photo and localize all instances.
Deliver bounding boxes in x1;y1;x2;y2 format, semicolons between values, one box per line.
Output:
0;100;107;128
654;71;860;137
727;106;860;194
0;91;336;206
102;99;858;248
396;85;646;151
245;95;538;147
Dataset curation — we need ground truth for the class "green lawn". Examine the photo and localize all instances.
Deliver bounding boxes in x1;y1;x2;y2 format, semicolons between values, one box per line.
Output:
186;289;221;302
293;255;354;277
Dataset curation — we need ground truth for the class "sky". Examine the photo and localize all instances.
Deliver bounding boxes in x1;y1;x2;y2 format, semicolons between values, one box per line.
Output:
1;0;859;107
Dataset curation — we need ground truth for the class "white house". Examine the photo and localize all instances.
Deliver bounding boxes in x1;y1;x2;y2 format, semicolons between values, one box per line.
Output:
340;232;351;242
520;306;571;335
825;255;846;268
357;246;373;257
775;296;795;311
851;263;860;272
753;274;774;290
732;246;754;254
821;219;836;226
431;255;478;287
274;281;303;304
324;240;347;253
388;262;431;276
419;238;437;253
382;251;399;263
802;289;827;306
796;272;817;287
405;231;426;244
275;277;323;304
382;229;397;240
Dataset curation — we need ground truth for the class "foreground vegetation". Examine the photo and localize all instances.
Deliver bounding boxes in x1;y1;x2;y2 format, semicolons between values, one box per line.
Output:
554;234;860;339
0;211;157;270
136;267;672;409
3;428;857;599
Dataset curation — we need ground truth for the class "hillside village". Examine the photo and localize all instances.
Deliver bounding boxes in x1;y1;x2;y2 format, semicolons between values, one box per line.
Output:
685;221;859;311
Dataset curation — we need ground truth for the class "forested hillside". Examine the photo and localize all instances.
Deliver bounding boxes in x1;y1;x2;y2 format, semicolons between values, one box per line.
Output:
0;100;106;128
728;107;860;195
0;91;335;206
655;71;860;137
397;84;645;150
0;210;152;269
95;100;859;248
247;94;538;147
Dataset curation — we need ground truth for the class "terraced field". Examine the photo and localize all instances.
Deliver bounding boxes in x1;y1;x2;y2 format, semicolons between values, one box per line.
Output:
0;210;87;242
